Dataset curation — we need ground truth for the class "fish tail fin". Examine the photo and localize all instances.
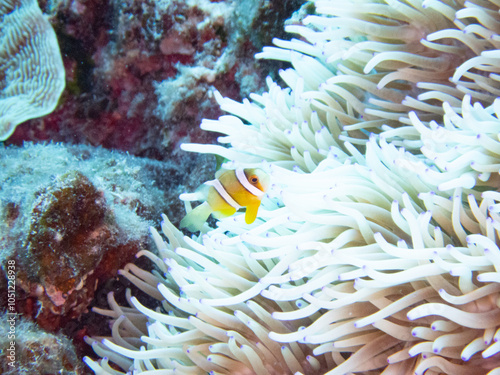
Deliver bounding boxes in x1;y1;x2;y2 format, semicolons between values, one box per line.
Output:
180;202;213;232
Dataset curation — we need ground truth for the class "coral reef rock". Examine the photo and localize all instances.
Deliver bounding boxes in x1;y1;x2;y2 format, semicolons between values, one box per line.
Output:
0;142;210;332
0;312;83;374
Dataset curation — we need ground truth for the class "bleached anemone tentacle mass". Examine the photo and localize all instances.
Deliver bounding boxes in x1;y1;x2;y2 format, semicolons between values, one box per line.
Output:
85;152;500;374
259;0;500;140
86;0;500;374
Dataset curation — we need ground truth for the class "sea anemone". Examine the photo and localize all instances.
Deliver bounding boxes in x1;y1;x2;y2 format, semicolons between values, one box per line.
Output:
85;0;500;374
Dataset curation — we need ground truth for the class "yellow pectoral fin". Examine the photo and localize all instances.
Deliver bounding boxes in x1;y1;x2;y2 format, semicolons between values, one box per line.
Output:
244;203;260;224
180;202;213;232
212;207;237;219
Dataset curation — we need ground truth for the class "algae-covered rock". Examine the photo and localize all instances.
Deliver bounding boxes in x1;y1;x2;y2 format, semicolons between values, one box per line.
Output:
0;312;83;374
0;142;212;331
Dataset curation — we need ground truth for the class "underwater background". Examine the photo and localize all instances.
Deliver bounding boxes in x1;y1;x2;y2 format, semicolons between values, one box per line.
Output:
3;0;500;374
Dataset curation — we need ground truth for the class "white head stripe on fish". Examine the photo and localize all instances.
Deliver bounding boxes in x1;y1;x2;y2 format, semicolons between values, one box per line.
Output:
205;179;241;210
235;168;265;198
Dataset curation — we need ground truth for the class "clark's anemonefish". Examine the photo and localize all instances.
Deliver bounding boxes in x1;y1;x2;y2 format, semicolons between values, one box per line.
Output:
180;168;270;232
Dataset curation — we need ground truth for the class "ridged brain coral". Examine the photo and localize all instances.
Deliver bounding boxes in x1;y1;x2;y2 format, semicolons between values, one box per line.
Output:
0;0;65;141
85;0;500;374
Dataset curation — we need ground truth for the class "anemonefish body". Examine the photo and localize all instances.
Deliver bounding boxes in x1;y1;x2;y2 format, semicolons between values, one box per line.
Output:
180;168;270;232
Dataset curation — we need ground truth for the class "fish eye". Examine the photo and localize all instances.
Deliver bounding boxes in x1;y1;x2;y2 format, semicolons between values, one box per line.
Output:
250;176;258;184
